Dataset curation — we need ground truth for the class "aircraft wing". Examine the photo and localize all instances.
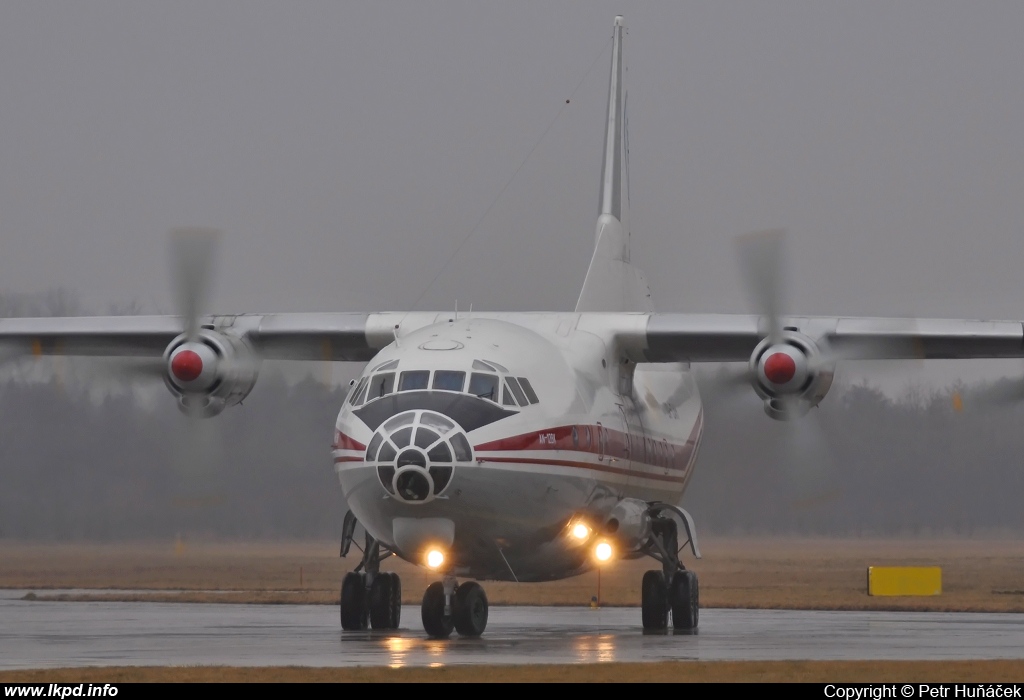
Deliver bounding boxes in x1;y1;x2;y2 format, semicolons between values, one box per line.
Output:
4;311;1023;364
630;313;1024;363
0;312;383;362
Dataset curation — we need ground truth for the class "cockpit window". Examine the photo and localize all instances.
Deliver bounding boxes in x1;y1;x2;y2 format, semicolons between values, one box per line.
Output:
432;370;466;392
501;381;518;406
468;373;498;401
505;376;529;406
518;377;539;404
483;359;509;372
368;372;395;400
351;377;369;406
347;361;537;408
349;377;368;406
398;370;429;391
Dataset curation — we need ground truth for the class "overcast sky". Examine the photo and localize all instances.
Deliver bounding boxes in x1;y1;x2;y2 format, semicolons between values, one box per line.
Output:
2;1;1023;391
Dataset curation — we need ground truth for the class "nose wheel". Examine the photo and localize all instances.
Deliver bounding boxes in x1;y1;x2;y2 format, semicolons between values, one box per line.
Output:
369;572;402;629
339;521;402;631
340;571;368;630
421;576;489;638
340;571;403;631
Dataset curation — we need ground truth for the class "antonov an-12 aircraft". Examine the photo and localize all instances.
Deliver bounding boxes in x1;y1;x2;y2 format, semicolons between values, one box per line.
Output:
3;16;1023;638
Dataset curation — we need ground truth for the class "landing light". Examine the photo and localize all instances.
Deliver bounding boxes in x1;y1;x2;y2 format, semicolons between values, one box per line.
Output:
594;541;613;562
426;549;445;570
571;522;591;540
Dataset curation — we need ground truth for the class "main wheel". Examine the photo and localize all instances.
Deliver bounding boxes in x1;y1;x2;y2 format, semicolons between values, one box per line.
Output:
641;569;669;630
340;571;368;631
421;581;454;638
671;570;699;631
453;581;488;637
369;573;396;630
388;572;403;629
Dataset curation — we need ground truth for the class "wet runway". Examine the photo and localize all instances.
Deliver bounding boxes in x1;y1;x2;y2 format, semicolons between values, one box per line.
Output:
3;590;1023;669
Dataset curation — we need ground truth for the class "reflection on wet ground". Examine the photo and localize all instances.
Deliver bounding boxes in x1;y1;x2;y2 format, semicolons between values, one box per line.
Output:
3;594;1023;669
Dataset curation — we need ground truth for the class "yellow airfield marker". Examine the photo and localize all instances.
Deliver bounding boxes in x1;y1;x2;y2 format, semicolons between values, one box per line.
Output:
952;390;964;412
867;566;942;596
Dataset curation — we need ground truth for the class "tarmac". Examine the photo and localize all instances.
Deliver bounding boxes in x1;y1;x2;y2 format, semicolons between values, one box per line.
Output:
3;590;1023;669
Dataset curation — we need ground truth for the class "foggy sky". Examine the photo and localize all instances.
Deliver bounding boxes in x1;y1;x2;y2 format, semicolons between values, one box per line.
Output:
2;2;1024;390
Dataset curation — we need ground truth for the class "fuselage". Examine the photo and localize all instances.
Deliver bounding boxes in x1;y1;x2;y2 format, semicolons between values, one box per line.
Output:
332;314;703;582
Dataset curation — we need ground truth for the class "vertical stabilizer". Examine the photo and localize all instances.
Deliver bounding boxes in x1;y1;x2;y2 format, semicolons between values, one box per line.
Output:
576;16;654;313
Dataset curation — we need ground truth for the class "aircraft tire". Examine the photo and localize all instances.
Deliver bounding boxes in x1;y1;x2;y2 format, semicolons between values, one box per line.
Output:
340;571;368;631
369;573;396;630
421;581;454;638
388;573;403;629
453;581;488;637
641;570;669;630
671;570;699;632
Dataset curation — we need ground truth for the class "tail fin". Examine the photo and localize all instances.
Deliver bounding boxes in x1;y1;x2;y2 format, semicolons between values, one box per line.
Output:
575;16;654;313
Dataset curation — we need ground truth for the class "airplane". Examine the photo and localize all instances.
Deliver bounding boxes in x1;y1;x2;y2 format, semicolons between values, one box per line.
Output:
3;15;1024;638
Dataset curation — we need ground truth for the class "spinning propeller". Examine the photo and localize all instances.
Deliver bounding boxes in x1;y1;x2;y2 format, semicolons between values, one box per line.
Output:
99;227;260;417
73;229;254;510
700;229;921;420
694;228;918;508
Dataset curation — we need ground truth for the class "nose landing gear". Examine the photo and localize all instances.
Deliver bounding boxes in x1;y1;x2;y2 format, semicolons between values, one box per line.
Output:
421;575;489;638
339;514;402;631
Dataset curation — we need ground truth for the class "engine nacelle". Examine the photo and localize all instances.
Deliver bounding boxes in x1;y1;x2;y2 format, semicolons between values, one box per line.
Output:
603;498;652;550
749;331;834;421
163;330;259;417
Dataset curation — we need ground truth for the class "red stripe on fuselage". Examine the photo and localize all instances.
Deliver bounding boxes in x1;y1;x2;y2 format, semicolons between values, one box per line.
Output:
332;431;366;452
481;456;688;483
474;412;702;475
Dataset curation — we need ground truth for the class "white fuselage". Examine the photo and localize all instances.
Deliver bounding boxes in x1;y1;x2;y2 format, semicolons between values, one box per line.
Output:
332;315;702;582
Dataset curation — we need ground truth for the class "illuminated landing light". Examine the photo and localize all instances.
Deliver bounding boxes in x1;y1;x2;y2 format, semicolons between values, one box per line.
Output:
426;549;446;570
572;522;592;541
594;541;613;562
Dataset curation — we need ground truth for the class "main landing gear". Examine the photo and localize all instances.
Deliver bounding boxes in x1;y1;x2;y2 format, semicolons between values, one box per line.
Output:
339;513;402;631
421;575;489;638
639;503;701;633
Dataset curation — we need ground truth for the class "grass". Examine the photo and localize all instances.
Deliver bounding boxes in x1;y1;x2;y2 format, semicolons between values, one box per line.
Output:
4;537;1024;612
